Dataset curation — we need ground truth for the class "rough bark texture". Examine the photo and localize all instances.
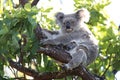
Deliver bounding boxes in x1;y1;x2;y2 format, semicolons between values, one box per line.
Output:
9;56;95;80
31;0;39;6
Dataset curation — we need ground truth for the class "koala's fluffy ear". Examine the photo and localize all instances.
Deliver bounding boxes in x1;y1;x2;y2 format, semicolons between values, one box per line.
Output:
75;8;90;22
55;12;64;21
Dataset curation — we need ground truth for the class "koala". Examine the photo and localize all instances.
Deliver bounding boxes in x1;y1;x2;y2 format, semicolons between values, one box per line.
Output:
41;8;99;70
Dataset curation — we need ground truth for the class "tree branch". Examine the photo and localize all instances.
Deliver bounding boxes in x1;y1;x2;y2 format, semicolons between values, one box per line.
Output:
19;0;28;7
37;47;71;63
9;60;39;78
9;59;95;80
6;47;98;80
31;0;40;7
19;0;39;7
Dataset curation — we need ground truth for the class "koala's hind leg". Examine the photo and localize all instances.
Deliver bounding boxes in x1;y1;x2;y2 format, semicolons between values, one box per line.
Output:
64;49;87;70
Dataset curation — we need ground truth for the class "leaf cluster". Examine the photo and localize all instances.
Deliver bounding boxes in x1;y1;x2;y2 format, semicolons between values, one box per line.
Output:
0;2;58;79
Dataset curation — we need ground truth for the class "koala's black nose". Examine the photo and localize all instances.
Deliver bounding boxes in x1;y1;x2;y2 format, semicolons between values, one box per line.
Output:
66;21;70;29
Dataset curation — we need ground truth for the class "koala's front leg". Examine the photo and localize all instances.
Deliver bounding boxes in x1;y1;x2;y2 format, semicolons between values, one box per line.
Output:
42;39;61;45
63;49;87;70
40;29;60;45
42;35;71;45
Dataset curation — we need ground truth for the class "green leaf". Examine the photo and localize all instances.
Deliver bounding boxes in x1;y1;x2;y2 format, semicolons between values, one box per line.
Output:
45;8;53;12
31;6;39;13
113;60;120;70
0;28;8;35
0;21;3;29
31;40;39;54
0;63;4;76
43;55;48;68
11;18;20;27
12;36;19;49
24;3;31;12
28;16;36;27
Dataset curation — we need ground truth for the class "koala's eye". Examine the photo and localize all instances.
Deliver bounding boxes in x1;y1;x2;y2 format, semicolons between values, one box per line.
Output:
63;22;66;25
59;16;64;19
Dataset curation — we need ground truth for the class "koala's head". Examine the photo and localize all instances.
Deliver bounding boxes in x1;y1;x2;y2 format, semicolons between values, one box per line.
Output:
55;8;90;33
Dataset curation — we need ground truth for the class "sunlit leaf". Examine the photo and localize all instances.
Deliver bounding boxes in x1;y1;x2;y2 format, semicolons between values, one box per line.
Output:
24;3;31;12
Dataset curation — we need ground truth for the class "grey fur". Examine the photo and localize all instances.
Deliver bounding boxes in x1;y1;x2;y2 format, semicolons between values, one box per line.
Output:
42;8;99;70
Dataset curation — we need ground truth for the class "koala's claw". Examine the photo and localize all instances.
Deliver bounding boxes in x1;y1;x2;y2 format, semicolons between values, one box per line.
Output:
61;64;68;70
64;41;77;51
61;64;72;70
42;40;52;45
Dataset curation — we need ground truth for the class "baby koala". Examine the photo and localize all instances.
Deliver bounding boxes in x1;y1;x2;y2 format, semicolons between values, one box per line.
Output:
41;8;99;70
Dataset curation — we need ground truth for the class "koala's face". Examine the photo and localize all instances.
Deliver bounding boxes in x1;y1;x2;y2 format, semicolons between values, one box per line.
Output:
55;13;79;33
55;8;90;33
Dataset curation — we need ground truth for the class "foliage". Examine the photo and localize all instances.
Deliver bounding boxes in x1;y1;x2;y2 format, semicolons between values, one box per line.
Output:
0;2;39;77
0;1;58;79
0;0;120;80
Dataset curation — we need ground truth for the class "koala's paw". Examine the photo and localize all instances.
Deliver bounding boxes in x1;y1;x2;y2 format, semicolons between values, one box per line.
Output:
64;41;77;51
42;40;53;45
61;64;72;70
61;64;68;70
